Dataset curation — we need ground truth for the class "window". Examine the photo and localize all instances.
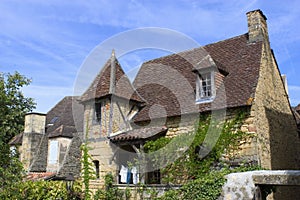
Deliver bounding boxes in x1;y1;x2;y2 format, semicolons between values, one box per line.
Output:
50;116;59;124
146;170;161;184
93;160;100;179
196;71;215;102
48;140;59;164
94;102;101;123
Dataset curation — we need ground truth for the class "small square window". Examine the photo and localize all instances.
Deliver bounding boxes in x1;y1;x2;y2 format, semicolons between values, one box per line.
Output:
196;71;215;102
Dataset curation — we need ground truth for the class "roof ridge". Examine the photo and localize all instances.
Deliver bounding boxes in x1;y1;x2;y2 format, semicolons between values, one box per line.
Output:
203;33;248;47
141;33;248;65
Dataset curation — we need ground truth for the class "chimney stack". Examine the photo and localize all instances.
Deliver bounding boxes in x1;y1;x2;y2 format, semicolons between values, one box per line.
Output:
247;10;269;43
24;113;46;134
21;113;46;171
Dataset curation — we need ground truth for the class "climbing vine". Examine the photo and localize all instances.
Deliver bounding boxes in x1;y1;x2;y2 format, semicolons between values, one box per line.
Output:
81;119;96;200
0;180;82;200
94;173;131;200
143;111;261;199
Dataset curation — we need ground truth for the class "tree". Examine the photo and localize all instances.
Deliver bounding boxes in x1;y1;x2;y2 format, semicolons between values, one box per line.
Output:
0;71;36;190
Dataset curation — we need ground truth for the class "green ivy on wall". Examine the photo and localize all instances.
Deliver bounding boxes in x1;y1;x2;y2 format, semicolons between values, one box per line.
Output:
143;111;261;200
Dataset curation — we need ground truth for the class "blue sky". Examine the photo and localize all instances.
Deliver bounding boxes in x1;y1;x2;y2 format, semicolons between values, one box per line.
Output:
1;0;299;112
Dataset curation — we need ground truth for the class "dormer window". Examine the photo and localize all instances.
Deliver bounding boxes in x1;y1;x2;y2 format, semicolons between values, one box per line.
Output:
196;71;215;103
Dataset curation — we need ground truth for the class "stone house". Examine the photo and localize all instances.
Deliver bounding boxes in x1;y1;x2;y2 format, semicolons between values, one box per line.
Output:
9;9;300;198
79;8;299;182
9;96;84;181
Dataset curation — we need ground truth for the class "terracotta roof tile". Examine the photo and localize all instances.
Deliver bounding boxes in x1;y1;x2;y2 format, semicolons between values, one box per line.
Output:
133;34;262;122
79;58;144;103
25;172;56;181
110;126;167;142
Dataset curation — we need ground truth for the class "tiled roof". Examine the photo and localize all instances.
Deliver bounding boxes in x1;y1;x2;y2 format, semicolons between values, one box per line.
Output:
110;126;167;142
25;172;56;181
9;132;23;145
79;57;144;103
46;96;84;136
133;34;263;122
28;97;83;173
48;125;77;138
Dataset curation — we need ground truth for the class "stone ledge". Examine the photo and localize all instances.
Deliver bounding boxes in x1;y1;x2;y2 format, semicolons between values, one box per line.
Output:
252;170;300;186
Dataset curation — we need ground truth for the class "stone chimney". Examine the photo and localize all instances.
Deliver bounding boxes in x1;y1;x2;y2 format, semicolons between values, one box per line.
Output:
281;74;289;95
21;113;46;171
24;113;46;134
246;10;269;43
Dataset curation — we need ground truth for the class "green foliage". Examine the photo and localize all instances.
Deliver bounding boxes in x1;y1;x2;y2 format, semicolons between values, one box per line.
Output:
143;111;260;199
0;72;35;193
0;180;68;200
0;72;35;144
94;173;127;200
157;165;263;200
0;178;83;199
0;152;25;193
157;169;229;200
145;112;249;183
144;137;171;152
81;121;96;200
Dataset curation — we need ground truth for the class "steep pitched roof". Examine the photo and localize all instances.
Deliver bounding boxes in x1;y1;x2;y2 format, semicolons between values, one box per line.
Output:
133;34;263;122
79;54;144;103
48;125;77;138
46;96;84;136
29;96;84;173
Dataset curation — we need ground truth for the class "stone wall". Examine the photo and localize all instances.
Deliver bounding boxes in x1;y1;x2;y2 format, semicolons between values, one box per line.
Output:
247;15;300;199
24;113;46;134
84;97;134;191
84;97;138;140
21;113;46;171
21;132;44;171
251;41;300;170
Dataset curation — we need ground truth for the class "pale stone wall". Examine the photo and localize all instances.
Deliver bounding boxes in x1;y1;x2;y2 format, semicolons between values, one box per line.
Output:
84;98;137;139
24;113;46;134
84;97;137;190
165;115;196;138
21;132;44;171
251;41;300;170
20;132;30;171
21;113;46;171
